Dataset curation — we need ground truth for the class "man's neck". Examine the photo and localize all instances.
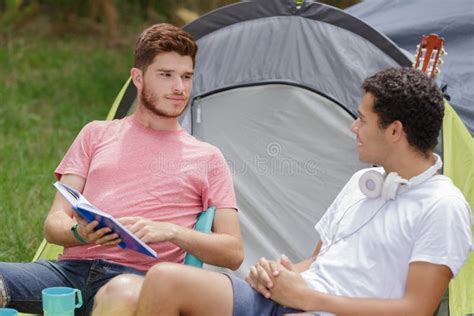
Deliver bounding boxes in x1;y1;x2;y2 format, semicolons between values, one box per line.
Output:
382;149;436;180
133;105;181;131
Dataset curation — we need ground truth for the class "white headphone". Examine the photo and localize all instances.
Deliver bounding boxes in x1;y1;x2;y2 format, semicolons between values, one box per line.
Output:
359;154;443;200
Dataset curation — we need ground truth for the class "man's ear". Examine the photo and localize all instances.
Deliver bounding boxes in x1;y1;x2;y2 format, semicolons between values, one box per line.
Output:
389;120;404;142
131;67;143;89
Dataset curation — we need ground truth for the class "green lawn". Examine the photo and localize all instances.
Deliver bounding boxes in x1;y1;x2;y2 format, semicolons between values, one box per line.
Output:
0;35;131;262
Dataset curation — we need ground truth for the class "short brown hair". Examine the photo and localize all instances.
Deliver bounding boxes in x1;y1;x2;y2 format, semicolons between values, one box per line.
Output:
134;23;197;71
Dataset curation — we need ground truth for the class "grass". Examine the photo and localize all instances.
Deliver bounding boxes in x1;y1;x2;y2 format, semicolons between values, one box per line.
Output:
0;33;132;262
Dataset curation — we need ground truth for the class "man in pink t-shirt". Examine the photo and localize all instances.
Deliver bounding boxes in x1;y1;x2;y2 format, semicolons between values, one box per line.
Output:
0;23;242;316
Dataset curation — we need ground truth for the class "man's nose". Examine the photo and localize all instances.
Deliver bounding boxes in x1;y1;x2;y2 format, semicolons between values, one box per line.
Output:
173;77;184;93
351;119;359;134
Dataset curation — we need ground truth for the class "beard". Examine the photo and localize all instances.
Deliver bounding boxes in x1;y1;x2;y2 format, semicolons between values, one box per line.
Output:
140;82;189;118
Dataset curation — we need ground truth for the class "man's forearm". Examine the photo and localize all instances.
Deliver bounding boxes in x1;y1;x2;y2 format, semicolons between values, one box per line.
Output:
44;176;87;247
294;256;316;273
296;288;423;316
169;224;243;270
44;211;83;247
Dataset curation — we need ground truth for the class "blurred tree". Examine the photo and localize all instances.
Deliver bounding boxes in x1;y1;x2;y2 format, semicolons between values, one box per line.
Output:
0;0;39;41
0;0;359;43
133;0;238;25
89;0;120;45
40;0;90;36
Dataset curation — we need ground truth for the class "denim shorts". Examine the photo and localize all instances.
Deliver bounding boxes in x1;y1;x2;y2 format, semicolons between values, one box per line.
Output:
225;273;303;316
0;259;145;315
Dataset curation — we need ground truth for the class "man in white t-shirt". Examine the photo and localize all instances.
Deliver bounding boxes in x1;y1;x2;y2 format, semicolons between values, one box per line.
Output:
132;67;472;315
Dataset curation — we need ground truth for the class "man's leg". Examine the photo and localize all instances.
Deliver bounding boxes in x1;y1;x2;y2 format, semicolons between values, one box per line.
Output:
0;260;74;313
92;274;144;316
135;262;234;316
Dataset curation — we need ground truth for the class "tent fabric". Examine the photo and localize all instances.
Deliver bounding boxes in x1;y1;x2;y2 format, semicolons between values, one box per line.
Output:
346;0;474;136
185;0;409;66
186;15;403;116
183;0;410;121
191;84;367;270
107;77;133;121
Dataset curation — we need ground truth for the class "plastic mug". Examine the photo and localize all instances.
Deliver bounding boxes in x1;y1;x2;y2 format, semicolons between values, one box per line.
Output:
0;308;18;316
42;287;82;316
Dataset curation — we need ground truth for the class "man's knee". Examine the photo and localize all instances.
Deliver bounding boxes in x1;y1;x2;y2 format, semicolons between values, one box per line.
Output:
94;274;144;308
146;262;185;285
143;262;195;294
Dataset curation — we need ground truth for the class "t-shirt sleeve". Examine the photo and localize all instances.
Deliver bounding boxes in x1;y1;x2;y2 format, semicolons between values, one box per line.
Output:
205;149;237;211
315;197;339;244
410;196;472;277
54;122;96;180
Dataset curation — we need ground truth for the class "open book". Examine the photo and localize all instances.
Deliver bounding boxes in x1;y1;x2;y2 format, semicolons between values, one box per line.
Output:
53;181;157;258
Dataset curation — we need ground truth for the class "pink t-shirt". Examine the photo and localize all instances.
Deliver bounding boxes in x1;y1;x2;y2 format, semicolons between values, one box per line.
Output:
55;115;236;271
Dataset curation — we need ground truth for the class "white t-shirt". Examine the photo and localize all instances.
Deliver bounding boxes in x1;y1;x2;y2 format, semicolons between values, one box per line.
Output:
301;167;472;299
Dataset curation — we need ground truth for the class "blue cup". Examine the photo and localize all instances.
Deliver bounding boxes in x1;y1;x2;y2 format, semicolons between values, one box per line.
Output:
0;308;18;316
42;287;82;316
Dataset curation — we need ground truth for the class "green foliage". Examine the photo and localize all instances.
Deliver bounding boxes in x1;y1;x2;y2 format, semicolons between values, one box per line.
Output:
0;35;131;262
0;0;39;35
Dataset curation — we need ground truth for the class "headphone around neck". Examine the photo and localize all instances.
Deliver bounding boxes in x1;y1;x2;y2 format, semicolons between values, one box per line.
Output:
359;154;443;200
317;154;443;258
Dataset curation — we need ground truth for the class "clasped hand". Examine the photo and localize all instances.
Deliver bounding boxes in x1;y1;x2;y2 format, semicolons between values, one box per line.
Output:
245;255;308;308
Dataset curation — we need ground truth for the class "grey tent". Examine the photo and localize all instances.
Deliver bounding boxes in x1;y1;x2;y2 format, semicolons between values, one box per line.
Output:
32;0;471;315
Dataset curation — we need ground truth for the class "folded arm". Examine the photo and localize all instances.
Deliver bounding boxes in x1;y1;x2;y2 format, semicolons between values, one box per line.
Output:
270;259;452;316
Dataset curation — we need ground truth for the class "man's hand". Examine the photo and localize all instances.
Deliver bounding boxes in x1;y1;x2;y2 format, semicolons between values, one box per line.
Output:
267;255;310;309
75;216;121;246
119;216;177;243
245;257;280;298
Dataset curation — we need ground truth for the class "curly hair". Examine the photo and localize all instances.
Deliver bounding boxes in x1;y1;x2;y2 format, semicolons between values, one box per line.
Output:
134;23;197;71
362;67;444;154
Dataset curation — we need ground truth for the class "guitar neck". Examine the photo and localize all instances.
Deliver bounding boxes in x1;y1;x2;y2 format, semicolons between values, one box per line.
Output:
413;33;445;78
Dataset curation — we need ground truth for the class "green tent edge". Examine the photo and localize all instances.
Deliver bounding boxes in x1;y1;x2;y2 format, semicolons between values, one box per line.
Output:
444;100;474;315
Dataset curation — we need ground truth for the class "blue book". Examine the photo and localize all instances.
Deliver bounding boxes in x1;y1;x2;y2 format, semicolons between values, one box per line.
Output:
53;181;157;258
